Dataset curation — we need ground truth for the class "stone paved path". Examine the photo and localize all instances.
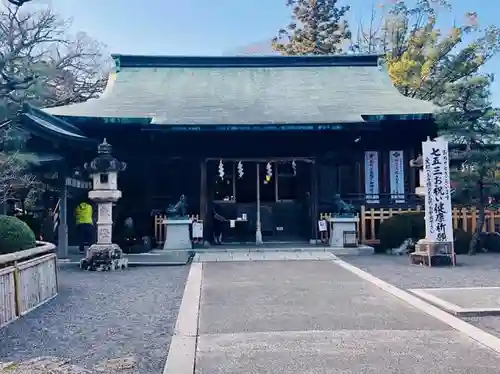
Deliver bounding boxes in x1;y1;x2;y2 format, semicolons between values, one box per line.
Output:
193;260;500;373
340;254;500;343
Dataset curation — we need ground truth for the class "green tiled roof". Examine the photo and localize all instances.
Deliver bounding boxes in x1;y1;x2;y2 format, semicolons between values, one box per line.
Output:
21;103;96;146
43;55;437;125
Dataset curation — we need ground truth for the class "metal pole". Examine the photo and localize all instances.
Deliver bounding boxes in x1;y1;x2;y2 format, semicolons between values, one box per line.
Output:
256;163;262;245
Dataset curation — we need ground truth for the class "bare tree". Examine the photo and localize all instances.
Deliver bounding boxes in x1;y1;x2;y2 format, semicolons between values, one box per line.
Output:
0;2;109;119
0;151;37;204
0;0;109;210
6;0;31;6
350;5;387;54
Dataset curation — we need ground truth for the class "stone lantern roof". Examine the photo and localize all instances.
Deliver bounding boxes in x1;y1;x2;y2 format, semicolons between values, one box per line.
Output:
84;138;127;174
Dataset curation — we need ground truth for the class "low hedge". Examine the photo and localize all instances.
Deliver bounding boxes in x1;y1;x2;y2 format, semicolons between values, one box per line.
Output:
0;215;37;255
378;213;495;255
453;229;472;254
378;212;425;252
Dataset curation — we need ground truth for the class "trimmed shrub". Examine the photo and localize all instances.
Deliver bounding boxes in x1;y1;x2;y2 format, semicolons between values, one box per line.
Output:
0;215;37;255
17;214;42;238
478;232;500;253
454;228;472;255
378;212;425;251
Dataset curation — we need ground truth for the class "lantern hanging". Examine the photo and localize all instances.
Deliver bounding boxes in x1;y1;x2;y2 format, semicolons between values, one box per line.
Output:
237;161;244;178
218;160;224;179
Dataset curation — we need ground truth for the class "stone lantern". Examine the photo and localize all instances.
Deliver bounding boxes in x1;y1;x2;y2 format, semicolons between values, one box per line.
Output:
80;139;128;271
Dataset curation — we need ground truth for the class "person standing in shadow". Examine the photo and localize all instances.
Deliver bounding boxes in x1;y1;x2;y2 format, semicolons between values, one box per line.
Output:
212;206;228;245
75;199;94;253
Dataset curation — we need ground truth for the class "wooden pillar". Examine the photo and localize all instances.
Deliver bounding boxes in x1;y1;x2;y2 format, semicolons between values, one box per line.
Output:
408;148;416;196
256;163;262;244
381;150;388;194
310;160;319;242
200;159;207;241
356;150;363;197
57;169;68;259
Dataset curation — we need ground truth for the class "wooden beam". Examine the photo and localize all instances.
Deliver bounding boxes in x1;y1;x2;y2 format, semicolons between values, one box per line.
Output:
205;157;314;163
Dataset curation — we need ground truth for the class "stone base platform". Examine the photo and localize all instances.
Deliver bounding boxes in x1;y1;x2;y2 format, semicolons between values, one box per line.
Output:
410;287;500;317
329;245;374;255
80;243;129;271
410;252;455;267
194;245;373;255
194;251;338;262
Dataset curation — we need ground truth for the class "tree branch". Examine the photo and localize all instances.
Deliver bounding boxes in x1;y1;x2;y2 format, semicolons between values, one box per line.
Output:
6;0;32;6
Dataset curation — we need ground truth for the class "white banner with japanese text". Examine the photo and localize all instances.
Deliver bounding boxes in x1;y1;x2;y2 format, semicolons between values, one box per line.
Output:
422;139;454;242
389;150;405;203
364;151;379;204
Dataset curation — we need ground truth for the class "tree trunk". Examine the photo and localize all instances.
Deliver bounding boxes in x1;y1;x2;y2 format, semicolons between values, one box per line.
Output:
469;182;486;255
468;207;485;255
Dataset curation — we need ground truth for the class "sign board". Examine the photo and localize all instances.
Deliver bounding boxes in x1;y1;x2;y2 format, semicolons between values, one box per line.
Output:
318;219;328;232
364;151;380;204
422;138;453;242
192;221;203;239
389;150;405;203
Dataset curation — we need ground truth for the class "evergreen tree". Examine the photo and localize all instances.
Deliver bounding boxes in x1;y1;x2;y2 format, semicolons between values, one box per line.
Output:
272;0;351;55
436;75;500;254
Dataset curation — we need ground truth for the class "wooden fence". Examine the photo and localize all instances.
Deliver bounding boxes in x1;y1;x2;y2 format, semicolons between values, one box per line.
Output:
354;206;500;245
154;214;201;247
0;242;58;328
153;207;500;247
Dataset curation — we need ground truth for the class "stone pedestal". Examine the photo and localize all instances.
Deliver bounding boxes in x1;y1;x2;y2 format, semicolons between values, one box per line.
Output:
328;217;359;248
163;219;192;250
410;239;455;267
80;244;128;271
80;190;129;271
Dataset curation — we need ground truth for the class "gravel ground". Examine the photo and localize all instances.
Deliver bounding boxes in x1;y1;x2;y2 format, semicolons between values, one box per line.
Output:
0;265;189;373
340;253;500;289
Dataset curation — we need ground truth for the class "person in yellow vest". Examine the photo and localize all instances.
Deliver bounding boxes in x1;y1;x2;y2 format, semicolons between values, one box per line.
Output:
75;200;94;253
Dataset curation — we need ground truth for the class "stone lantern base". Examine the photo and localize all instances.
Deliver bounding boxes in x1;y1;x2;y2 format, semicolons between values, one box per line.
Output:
80;243;128;271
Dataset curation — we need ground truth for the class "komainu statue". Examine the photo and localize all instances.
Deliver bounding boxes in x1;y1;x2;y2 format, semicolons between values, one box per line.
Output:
333;194;356;216
166;194;188;218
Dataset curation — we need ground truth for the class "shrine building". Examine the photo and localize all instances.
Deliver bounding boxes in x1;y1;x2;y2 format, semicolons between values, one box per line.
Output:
19;54;437;249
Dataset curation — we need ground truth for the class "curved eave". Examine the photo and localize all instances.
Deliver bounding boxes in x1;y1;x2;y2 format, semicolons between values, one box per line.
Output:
55;115;152;126
361;113;434;121
20;152;64;166
45;116;382;131
55;114;433;126
22;103;98;148
111;53;383;69
47;112;432;130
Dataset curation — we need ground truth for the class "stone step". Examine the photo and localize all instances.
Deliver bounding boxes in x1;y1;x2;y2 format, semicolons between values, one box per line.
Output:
193;246;330;253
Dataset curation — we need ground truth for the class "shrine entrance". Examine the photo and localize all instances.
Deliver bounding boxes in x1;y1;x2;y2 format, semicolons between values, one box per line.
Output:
205;158;315;244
